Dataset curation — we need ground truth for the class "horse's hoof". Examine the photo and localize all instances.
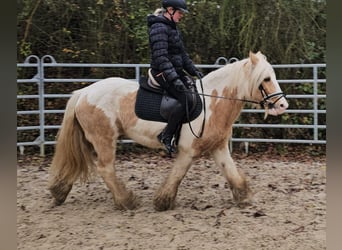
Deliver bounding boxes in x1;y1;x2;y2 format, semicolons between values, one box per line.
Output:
114;192;139;210
153;197;175;211
231;185;253;208
49;181;73;206
237;198;253;208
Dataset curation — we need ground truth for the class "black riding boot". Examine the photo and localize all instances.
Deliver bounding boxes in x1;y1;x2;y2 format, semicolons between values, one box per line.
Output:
155;75;189;156
157;103;185;157
157;131;176;156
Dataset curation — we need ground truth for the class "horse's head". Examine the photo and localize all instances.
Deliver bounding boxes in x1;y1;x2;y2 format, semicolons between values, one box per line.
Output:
248;51;288;118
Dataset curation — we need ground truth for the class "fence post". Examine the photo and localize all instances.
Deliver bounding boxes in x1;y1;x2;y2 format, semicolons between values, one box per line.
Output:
38;55;57;156
23;55;46;156
36;57;45;156
135;65;140;82
313;65;318;142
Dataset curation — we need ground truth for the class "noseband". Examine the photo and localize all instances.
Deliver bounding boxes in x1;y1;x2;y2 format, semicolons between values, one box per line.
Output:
258;84;286;109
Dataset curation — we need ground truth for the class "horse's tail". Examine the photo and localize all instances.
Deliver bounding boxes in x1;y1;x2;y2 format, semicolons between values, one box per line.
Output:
49;91;94;204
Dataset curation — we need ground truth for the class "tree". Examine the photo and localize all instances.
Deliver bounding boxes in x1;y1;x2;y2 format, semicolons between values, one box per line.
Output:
17;0;326;64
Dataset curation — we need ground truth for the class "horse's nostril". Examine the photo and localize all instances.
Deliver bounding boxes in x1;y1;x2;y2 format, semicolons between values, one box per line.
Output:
279;102;289;109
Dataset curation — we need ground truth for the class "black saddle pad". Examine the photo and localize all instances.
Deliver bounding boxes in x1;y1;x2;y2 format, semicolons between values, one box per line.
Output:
135;83;203;123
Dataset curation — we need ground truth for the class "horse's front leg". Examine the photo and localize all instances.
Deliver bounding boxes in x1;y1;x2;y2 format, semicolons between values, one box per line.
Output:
153;151;193;211
212;146;253;207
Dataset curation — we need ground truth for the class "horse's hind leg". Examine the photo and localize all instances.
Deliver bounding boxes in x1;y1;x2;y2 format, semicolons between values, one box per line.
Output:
212;147;253;206
92;141;138;210
76;102;138;210
97;157;138;210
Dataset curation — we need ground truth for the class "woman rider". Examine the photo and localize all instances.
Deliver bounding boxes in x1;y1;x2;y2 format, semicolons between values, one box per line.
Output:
147;0;203;156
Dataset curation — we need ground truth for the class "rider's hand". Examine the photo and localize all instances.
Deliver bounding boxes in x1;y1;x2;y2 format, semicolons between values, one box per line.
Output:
173;79;186;92
195;70;204;79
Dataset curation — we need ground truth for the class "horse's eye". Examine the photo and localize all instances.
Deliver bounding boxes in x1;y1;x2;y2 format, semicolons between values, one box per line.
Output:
264;77;271;82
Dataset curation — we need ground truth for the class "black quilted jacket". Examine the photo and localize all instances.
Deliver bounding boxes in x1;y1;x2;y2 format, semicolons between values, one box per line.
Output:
147;14;198;83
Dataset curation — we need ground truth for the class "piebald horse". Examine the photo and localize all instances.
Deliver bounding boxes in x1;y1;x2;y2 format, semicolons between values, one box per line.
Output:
48;51;288;211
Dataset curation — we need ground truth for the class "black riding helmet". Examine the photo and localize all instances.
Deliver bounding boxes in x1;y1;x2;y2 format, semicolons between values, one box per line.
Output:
162;0;189;13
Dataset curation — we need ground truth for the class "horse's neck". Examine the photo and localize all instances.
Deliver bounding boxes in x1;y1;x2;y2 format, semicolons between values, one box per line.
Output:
203;60;248;99
201;61;247;132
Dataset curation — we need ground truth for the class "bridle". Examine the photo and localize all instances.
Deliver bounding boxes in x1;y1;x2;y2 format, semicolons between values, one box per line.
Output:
258;84;287;109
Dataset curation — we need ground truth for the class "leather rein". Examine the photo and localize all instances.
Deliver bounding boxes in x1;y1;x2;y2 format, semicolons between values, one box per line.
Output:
184;78;286;139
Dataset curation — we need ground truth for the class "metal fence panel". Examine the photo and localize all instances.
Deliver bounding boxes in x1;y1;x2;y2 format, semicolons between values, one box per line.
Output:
17;55;326;156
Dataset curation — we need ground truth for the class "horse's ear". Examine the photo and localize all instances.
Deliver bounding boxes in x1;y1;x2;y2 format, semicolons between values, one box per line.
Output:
249;51;259;66
256;51;267;60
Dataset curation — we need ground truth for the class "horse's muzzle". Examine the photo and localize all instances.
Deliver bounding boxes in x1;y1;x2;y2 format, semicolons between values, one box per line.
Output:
267;96;288;116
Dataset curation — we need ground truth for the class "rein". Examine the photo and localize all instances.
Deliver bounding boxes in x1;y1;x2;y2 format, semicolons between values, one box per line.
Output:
183;81;286;138
184;88;285;108
185;77;206;139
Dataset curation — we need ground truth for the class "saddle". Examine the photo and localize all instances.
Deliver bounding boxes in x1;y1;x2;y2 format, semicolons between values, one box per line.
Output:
135;69;202;123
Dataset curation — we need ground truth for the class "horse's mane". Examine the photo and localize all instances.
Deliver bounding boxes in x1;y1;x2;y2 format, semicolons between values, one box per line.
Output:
204;52;273;100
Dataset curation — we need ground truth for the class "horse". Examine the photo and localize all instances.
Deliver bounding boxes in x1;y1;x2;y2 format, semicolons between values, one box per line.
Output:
48;51;288;211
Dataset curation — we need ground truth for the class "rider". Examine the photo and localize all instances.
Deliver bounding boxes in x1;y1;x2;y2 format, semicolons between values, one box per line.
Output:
147;0;203;155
